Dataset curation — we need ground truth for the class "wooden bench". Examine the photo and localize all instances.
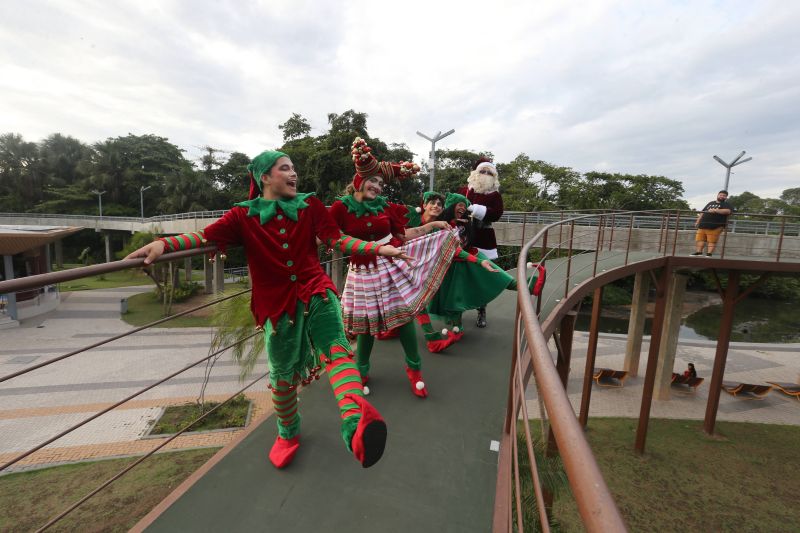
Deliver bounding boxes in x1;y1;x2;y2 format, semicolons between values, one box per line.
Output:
671;373;704;392
721;381;773;400
767;382;800;401
592;368;628;388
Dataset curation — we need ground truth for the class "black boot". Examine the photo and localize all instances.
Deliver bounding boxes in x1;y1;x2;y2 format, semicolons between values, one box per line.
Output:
476;307;487;328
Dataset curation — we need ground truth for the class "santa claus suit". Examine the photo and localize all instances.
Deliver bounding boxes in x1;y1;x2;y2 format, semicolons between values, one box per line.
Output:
458;161;504;260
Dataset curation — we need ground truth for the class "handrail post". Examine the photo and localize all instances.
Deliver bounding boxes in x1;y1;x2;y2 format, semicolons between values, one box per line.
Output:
608;213;616;251
671;209;681;256
564;221;575;299
592;215;604;277
625;214;634;265
776;217;786;262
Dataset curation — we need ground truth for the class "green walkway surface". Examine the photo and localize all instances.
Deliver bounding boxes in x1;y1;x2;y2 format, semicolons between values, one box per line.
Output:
145;291;517;533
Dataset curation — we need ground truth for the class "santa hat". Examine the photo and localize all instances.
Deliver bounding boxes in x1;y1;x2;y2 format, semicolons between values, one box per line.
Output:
351;137;420;191
473;156;497;172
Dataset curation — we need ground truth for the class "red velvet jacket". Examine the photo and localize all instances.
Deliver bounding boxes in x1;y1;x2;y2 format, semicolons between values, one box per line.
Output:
458;187;503;251
329;196;408;267
183;195;343;328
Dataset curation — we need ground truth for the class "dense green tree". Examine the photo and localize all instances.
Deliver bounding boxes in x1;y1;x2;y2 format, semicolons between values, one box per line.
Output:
278;113;312;142
0;133;43;210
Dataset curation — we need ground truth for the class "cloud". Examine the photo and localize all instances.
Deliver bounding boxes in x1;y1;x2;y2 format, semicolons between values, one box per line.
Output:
1;0;798;204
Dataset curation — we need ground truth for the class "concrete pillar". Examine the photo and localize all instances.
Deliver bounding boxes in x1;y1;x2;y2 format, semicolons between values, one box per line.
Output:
184;257;192;283
104;233;111;263
624;271;651;377
45;244;52;273
653;272;688;400
55;239;64;269
3;255;18;320
213;252;225;293
204;256;213;295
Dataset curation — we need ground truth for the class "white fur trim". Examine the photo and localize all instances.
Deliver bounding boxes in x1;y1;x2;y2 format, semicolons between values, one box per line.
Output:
477;247;498;259
470;204;487;220
476;161;496;171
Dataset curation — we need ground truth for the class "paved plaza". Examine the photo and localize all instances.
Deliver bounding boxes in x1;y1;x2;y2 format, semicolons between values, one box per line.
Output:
527;331;800;426
0;287;269;473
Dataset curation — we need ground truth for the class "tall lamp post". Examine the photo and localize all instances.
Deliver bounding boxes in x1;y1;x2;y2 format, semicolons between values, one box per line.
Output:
416;128;455;192
140;185;152;221
713;151;752;191
92;190;106;217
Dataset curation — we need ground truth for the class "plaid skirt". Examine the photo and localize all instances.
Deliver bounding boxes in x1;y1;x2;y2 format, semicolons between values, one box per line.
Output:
341;229;459;334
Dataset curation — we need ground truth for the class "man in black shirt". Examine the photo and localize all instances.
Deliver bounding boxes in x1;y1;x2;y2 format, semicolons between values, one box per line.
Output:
691;190;733;257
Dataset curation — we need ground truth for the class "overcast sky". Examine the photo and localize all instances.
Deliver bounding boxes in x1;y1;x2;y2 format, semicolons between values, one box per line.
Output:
2;0;798;208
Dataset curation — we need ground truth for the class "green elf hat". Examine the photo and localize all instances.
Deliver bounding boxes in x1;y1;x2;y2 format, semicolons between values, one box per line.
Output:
416;191;445;213
246;150;289;199
444;192;471;211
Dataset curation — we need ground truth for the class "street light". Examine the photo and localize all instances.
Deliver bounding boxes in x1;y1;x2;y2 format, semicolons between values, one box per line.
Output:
91;190;106;217
712;151;752;191
416;128;455;192
140;185;152;221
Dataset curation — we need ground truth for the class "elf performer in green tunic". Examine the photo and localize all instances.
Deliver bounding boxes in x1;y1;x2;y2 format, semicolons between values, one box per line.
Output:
330;138;461;399
427;193;546;343
125;151;408;469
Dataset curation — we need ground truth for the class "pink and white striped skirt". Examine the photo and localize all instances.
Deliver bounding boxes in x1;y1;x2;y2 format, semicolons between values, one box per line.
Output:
341;230;459;335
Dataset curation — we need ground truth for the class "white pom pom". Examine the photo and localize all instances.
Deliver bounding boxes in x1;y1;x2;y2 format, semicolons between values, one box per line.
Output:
363;386;370;396
527;262;533;269
415;206;422;213
453;326;460;333
441;328;448;335
415;381;425;391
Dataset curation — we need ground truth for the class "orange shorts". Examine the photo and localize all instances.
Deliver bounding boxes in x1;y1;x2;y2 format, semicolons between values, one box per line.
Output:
695;227;723;243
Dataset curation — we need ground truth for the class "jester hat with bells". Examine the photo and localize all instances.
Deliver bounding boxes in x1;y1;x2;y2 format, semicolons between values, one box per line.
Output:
350;137;420;191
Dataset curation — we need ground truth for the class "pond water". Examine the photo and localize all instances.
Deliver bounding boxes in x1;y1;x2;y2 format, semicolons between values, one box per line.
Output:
575;298;800;343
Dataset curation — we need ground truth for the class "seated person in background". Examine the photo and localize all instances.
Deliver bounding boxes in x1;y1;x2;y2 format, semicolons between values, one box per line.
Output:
683;363;697;379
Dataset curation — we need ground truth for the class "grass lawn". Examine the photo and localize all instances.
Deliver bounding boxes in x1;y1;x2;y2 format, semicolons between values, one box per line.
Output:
150;394;251;435
543;418;800;532
56;264;205;292
0;447;220;533
121;281;248;328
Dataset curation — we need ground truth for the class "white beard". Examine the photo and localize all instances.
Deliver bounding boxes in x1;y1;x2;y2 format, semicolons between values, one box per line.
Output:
466;169;500;194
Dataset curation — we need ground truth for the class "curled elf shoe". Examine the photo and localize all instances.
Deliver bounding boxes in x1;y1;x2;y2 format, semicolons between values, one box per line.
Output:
375;328;400;340
448;326;464;343
268;436;300;469
345;394;387;468
425;329;456;353
405;367;428;398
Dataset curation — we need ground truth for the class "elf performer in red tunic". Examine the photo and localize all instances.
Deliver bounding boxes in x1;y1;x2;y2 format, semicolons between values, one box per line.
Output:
125;151;407;469
458;157;503;328
330;138;459;398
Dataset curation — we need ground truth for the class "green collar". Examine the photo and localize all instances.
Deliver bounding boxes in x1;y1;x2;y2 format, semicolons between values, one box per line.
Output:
404;205;422;228
235;192;314;224
339;195;388;217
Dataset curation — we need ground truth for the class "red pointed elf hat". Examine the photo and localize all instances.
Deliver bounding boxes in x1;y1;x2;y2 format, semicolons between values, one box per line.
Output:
351;137;420;191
